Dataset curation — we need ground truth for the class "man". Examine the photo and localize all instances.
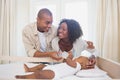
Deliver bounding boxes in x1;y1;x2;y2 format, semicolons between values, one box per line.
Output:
22;8;61;60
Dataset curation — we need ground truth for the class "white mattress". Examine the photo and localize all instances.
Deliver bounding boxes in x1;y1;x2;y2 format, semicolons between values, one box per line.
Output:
0;62;111;80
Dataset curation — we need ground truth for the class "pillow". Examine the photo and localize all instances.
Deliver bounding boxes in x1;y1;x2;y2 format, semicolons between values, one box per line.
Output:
76;66;107;77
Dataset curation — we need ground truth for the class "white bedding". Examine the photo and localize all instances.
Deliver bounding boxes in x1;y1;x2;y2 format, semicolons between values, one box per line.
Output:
0;63;111;80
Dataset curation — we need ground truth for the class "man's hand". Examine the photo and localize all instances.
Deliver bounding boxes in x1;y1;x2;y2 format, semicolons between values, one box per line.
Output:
86;55;96;69
86;41;95;49
49;52;62;61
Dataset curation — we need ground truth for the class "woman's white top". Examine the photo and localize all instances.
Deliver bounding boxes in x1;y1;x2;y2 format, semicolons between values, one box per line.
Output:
52;37;96;58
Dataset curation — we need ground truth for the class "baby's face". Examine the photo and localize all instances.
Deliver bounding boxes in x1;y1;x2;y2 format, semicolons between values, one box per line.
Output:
74;56;89;69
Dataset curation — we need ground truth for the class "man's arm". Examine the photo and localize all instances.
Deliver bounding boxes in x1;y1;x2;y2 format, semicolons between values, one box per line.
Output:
34;51;52;57
22;28;62;61
34;51;62;61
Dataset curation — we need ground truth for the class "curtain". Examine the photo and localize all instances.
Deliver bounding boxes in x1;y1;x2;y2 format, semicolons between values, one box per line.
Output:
96;0;120;62
0;0;16;63
118;0;120;62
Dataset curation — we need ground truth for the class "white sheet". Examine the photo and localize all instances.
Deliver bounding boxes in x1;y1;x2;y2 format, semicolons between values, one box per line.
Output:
0;63;111;80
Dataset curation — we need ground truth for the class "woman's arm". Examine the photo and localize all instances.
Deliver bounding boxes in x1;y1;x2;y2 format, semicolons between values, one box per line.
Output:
66;58;77;68
65;52;77;68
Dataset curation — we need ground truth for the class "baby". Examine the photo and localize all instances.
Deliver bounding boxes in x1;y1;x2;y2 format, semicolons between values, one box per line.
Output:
15;52;90;80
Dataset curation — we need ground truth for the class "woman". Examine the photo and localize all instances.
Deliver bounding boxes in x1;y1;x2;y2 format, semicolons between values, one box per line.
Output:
52;19;96;68
52;19;95;58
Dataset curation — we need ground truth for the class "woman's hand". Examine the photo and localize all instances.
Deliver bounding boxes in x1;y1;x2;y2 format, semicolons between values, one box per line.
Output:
86;55;96;69
86;41;95;49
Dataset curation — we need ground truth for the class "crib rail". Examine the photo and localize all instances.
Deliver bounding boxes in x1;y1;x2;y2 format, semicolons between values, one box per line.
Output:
97;57;120;79
0;56;59;62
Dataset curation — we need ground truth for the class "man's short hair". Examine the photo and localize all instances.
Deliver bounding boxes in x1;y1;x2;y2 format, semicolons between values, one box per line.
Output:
37;8;52;18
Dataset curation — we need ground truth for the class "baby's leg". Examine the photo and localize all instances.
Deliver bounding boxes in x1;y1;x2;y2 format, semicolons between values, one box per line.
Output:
24;64;46;72
15;70;55;79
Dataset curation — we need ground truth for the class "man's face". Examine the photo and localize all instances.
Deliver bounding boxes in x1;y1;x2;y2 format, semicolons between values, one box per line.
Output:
37;14;53;32
58;22;68;39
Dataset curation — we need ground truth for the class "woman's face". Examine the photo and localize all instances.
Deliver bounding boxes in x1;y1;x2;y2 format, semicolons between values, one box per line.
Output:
58;22;68;39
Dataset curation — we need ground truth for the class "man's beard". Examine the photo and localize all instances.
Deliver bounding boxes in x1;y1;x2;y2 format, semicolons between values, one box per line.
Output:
37;27;44;32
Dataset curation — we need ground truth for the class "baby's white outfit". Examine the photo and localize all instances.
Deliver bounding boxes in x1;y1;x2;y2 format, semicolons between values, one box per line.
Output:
43;62;81;80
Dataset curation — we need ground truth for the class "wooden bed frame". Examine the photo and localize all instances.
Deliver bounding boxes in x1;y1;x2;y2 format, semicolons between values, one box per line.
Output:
0;56;120;79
